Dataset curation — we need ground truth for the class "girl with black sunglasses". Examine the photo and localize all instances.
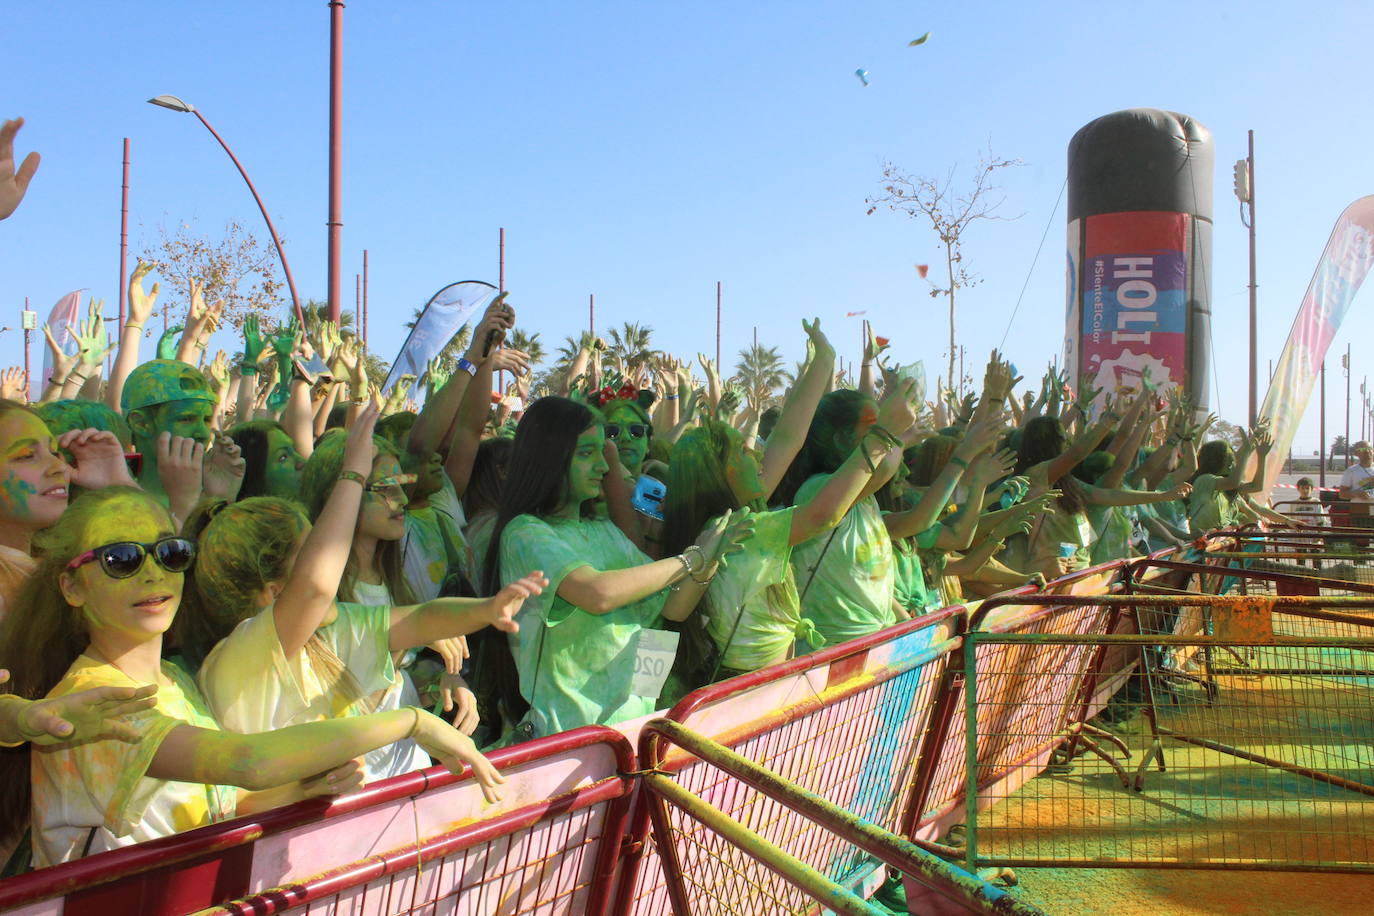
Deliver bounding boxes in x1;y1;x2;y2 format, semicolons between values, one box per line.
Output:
0;480;511;867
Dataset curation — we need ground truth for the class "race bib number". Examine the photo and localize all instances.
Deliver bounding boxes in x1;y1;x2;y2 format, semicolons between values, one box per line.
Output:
629;629;680;698
1078;516;1094;547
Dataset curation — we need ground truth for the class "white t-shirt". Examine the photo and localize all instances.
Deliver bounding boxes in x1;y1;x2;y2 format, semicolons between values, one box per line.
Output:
344;580;431;781
1288;496;1329;526
1341;463;1374;502
199;603;397;730
32;657;236;867
402;475;472;601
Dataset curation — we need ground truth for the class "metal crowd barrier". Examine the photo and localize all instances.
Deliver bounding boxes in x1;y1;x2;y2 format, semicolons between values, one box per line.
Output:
0;726;635;916
639;718;1046;915
16;538;1371;915
958;594;1374;874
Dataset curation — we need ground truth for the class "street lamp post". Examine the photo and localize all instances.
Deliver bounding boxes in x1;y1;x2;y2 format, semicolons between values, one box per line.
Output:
147;95;305;328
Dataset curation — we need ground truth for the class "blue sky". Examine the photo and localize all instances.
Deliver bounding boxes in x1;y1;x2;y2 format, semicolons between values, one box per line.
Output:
5;0;1373;454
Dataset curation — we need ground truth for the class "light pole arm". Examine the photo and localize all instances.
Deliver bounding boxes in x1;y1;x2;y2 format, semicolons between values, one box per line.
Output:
192;110;306;329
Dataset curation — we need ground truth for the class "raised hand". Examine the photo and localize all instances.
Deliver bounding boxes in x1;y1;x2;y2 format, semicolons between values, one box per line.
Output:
877;376;920;436
74;302;112;371
241;313;266;370
383;375;416;416
315;319;343;368
0;367;26;401
0;117;41;221
860;320;886;365
981;349;1014;402
42;324;77;385
127;260;160;327
469;292;515;357
206;350;231;393
180;279;224;359
156;325;183;361
487;347;529;376
971;446;1017;483
156;432;205;514
486;571;548;632
426;637;468;676
59;428;136;489
203;433;246;501
694;507;756;569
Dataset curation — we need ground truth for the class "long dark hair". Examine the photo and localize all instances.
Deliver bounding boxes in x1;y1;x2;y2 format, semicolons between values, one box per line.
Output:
774;389;871;508
463;437;514;520
227;419;289;501
0;487;168;844
1192;440;1241;504
1016;415;1085;514
474;396;597;733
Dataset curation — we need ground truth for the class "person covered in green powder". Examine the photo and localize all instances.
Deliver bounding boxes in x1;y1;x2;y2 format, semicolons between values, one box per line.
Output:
773;352;1011;648
1187;427;1288;535
659;319;917;695
226;419;304;501
478;396;750;743
120;359;244;521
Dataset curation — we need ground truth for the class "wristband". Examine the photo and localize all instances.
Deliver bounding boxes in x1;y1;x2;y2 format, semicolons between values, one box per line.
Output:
338;469;367;487
456;357;478;377
124;322;143;331
950;455;970;470
239;364;258;376
404;706;422;740
665;394;680;401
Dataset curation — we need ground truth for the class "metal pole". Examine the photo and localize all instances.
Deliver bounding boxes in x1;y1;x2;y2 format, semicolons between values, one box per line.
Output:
118;138;130;335
354;272;360;323
23;297;30;399
1346;344;1352;466
189;110;304;327
589;293;595;339
362;248;369;350
326;0;345;323
715;281;722;368
1247;129;1258;427
1320;361;1327;488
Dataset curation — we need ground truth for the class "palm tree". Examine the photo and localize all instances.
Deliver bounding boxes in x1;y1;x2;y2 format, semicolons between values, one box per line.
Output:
606;322;654;377
507;327;545;367
736;343;787;409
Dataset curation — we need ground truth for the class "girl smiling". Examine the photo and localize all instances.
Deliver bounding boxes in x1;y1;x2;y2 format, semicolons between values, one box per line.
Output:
0;485;508;867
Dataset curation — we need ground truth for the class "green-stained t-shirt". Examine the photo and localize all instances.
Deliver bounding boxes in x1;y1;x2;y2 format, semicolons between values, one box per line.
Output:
790;476;895;646
1087;504;1133;565
1027;502;1092;573
703;507;803;671
1187;474;1234;534
891;524;942;614
499;514;666;738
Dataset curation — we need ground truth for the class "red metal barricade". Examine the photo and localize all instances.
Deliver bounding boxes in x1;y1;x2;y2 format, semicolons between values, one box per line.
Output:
0;727;634;916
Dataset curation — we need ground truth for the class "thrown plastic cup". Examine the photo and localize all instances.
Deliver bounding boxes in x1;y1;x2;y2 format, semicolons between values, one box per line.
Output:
1058;542;1078;558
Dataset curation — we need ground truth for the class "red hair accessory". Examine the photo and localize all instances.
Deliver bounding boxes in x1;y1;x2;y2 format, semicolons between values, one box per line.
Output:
594;381;638;407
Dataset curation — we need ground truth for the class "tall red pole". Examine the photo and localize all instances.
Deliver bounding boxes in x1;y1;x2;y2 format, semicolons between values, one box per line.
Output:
715;281;721;368
355;272;361;322
326;0;345;323
361;249;369;350
589;293;595;339
118;138;130;335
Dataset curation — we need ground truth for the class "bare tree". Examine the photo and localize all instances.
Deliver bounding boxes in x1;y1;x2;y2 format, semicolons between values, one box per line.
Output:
141;219;285;330
867;149;1021;393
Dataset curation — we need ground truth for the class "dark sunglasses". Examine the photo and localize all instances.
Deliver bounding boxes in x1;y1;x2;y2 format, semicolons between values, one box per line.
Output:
605;423;650;441
66;537;196;579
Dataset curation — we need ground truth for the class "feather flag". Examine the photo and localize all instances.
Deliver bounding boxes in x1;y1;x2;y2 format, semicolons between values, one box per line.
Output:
383;281;499;393
1259;196;1374;490
41;290;82;393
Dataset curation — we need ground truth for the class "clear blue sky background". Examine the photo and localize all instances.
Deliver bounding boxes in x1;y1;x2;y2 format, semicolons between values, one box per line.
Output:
4;0;1373;455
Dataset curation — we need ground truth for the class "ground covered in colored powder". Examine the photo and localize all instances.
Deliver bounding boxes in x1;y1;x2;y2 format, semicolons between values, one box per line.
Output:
963;655;1374;914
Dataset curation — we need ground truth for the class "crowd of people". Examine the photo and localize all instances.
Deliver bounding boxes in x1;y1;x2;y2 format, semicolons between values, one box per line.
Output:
0;115;1303;876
